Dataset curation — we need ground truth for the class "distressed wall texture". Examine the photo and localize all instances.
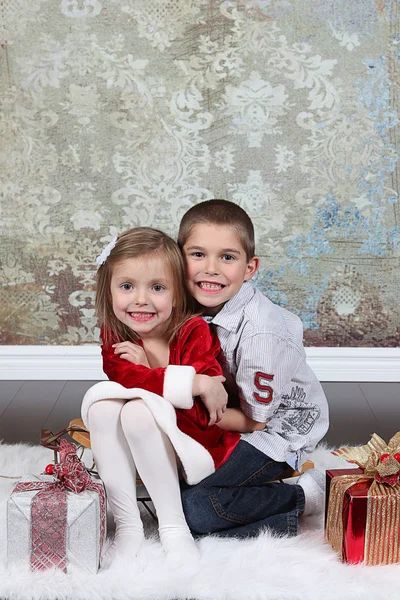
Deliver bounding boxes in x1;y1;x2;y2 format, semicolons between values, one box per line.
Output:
1;0;399;346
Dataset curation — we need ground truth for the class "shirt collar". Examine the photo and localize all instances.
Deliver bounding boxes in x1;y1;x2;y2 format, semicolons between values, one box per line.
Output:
204;282;255;332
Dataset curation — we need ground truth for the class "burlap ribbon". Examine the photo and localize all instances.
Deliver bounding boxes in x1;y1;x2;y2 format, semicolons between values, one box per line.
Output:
326;433;400;566
13;439;106;572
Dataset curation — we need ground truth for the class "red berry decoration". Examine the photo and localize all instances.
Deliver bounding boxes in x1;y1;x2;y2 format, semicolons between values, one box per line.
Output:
45;463;54;475
394;453;400;463
380;453;390;463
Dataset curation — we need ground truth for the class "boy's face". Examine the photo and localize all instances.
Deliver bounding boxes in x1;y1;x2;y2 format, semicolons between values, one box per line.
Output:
182;224;259;316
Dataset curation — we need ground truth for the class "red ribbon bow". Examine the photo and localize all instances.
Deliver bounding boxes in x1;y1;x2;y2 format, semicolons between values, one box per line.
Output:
52;439;94;493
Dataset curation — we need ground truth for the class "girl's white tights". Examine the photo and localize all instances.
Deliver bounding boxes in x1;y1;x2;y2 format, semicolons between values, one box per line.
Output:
88;399;199;564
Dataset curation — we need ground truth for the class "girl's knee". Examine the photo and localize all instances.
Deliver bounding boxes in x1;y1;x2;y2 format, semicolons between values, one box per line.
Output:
120;400;157;439
88;398;125;429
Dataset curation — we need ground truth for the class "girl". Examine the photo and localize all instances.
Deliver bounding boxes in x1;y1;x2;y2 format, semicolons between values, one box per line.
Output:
81;227;240;566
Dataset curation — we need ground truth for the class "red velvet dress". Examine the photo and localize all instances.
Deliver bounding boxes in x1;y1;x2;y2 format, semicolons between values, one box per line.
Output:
101;316;240;471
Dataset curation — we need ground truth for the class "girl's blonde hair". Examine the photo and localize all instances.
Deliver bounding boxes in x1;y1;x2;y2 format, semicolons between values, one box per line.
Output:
96;227;195;345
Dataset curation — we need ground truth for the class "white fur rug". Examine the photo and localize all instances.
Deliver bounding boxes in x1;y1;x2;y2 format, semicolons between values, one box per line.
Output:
1;442;400;600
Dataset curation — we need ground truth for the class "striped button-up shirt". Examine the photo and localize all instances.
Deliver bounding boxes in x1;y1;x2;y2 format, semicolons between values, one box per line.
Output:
205;282;329;469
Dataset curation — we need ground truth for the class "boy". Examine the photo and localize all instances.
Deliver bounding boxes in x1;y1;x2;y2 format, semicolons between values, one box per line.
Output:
177;199;329;538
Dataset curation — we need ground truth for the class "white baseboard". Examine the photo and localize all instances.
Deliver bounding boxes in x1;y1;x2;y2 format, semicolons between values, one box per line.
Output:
304;347;400;382
0;346;399;382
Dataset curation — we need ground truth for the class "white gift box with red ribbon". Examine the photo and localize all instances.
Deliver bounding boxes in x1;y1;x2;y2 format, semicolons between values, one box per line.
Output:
7;440;106;574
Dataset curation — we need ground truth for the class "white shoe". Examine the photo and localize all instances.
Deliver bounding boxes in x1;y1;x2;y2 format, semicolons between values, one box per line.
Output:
297;468;325;516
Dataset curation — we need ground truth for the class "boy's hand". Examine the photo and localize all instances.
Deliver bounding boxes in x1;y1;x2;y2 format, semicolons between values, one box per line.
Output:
112;342;150;368
193;374;228;426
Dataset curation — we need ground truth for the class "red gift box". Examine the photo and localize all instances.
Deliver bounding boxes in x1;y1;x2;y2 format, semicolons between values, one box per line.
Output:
325;434;400;566
325;468;368;564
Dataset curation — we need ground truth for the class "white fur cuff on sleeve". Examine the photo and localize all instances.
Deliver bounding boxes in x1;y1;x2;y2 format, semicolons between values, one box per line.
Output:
163;365;195;409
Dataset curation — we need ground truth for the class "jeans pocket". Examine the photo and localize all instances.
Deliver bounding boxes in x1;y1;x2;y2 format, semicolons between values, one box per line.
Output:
238;459;278;486
210;493;252;526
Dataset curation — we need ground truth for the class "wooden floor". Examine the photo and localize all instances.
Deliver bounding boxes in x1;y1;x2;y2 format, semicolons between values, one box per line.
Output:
0;381;399;447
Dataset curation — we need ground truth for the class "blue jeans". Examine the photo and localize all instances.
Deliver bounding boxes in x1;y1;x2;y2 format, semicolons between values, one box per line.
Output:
181;440;305;538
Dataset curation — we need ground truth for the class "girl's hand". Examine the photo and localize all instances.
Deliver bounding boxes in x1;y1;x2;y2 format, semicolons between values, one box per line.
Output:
112;342;150;367
193;374;227;427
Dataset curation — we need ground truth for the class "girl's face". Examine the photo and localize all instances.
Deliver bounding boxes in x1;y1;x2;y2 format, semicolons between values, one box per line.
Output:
110;255;175;339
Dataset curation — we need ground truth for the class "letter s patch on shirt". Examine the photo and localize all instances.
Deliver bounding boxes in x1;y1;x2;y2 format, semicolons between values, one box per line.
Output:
253;372;274;404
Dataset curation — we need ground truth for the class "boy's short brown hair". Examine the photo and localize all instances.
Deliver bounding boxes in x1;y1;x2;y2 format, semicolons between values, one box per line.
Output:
177;199;255;261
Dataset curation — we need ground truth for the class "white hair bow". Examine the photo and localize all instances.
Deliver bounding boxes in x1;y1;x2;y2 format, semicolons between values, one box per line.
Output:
96;236;118;266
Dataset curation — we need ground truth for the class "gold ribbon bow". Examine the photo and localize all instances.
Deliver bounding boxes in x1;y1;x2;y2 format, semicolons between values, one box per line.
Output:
326;433;400;565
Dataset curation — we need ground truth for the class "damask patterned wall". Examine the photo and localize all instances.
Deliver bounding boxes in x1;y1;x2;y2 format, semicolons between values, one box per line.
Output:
1;0;399;347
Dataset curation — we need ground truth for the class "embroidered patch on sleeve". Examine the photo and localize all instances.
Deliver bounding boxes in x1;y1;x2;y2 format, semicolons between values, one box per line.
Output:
253;372;274;404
